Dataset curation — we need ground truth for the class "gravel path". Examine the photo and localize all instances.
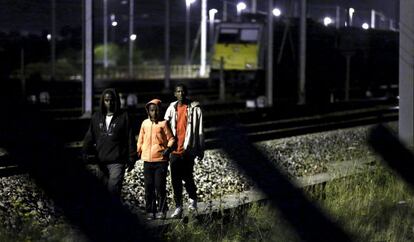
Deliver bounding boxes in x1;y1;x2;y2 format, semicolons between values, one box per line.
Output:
0;123;396;239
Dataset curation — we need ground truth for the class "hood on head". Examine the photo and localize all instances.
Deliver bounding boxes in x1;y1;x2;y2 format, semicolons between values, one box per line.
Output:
145;98;162;115
100;88;120;115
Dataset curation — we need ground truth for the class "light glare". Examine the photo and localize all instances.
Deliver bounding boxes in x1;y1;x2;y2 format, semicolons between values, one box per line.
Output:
130;34;137;41
324;17;332;26
237;2;247;12
272;8;281;17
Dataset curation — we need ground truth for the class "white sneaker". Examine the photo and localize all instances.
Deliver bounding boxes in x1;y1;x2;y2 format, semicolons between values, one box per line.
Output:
170;207;183;219
188;199;197;212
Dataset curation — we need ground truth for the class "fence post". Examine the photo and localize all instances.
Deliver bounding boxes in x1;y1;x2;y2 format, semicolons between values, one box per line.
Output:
219;57;226;101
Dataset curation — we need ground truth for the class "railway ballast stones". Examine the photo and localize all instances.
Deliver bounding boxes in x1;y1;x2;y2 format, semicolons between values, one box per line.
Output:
0;123;388;238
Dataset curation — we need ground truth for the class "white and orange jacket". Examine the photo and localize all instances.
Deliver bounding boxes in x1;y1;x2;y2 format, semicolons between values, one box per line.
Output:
137;99;175;162
164;99;204;159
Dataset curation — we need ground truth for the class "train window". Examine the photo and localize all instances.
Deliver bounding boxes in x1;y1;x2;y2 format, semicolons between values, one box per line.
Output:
240;29;259;43
218;28;239;43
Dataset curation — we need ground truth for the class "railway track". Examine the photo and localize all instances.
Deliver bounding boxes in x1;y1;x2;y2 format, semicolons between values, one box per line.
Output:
205;105;398;149
0;103;398;177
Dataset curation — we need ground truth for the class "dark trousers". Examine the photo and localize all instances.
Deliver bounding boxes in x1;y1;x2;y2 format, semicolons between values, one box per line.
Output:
170;153;197;208
144;161;169;213
88;163;125;198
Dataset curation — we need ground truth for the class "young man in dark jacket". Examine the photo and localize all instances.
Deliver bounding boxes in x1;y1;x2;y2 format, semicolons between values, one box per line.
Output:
83;88;137;197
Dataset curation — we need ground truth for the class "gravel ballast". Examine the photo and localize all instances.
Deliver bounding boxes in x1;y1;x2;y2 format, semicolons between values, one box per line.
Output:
0;123;395;239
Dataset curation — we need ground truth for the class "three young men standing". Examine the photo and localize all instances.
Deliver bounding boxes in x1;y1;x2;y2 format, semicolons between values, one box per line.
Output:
83;84;204;219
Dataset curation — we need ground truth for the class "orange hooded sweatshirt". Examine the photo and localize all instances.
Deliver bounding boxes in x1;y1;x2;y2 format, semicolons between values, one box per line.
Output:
137;99;175;162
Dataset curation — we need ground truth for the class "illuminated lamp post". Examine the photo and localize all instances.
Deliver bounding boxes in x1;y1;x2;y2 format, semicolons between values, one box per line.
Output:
128;0;135;78
236;2;247;21
129;34;137;77
209;8;218;48
272;8;281;17
185;0;196;65
323;17;333;26
349;7;355;27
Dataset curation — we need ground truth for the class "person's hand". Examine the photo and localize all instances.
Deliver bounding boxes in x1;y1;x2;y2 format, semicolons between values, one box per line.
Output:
83;154;97;164
126;159;136;172
162;147;173;159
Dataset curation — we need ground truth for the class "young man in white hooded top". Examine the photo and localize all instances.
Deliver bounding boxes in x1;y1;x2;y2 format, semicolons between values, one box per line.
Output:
164;83;204;218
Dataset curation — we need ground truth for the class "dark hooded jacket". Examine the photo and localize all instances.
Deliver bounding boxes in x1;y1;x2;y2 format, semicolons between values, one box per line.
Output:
83;89;137;164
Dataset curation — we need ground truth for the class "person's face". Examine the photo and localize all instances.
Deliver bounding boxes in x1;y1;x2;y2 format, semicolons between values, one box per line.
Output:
104;93;115;113
148;104;159;121
174;86;186;103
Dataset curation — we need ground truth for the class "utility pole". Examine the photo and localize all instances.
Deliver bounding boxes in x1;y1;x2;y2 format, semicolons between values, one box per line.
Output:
164;0;170;90
51;0;56;80
371;9;376;29
266;0;274;107
251;0;257;14
20;48;26;102
223;1;227;22
185;1;191;65
83;0;93;116
399;0;414;147
200;0;207;76
344;53;353;101
103;0;108;69
298;0;307;105
128;0;134;78
336;6;340;29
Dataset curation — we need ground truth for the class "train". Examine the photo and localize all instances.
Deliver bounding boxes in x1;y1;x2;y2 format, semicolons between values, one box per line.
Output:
210;14;398;105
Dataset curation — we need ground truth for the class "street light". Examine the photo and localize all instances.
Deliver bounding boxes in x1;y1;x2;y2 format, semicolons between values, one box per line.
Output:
200;0;207;76
103;0;108;69
46;33;54;79
272;8;281;17
130;34;137;41
349;7;355;27
129;34;136;77
111;21;117;44
185;0;196;65
209;8;218;20
209;8;218;48
129;0;135;78
323;17;333;26
362;22;370;30
110;14;117;44
237;2;247;18
371;9;386;29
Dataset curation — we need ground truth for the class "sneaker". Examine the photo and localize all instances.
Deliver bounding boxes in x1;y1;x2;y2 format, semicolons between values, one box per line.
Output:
188;198;197;212
146;213;154;221
155;212;166;220
170;207;183;219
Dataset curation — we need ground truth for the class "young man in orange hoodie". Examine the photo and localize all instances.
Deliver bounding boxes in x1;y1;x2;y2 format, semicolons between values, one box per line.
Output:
137;99;175;220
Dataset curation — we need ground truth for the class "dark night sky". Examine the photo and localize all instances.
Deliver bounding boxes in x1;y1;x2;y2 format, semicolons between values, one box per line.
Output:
0;0;399;34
